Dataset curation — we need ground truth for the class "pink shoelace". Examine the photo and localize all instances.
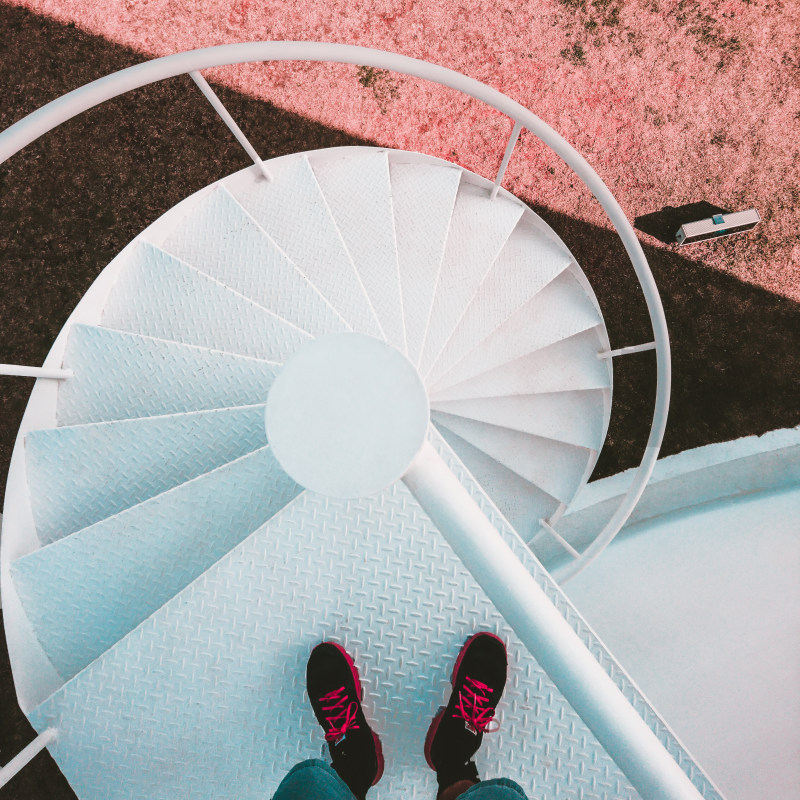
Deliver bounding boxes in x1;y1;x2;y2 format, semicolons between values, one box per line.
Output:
319;686;360;743
453;676;501;733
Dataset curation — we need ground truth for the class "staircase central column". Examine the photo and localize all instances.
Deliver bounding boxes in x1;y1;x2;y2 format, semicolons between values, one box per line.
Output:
265;332;429;498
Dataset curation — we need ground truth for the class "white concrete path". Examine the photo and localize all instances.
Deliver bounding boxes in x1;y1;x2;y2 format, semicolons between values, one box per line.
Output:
566;483;800;800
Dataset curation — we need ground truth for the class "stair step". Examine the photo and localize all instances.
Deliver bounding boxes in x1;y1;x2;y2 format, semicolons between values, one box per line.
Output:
429;329;610;402
11;446;301;683
229;156;382;336
158;186;348;338
310;151;405;351
434;424;560;541
391;162;462;361
432;412;593;503
431;390;607;451
26;405;268;546
102;243;310;361
429;269;604;392
418;183;524;373
58;325;279;425
425;218;572;386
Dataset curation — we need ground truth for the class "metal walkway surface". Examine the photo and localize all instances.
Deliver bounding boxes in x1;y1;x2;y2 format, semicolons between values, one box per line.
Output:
2;148;719;799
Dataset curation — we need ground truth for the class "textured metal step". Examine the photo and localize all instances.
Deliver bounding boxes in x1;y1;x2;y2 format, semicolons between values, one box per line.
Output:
390;162;461;361
229;156;382;336
158;186;348;338
430;329;610;403
425;218;572;386
418;183;523;374
25;449;641;800
433;424;560;542
310;151;405;351
58;325;279;425
12;446;301;683
431;390;608;451
432;412;593;503
429;269;604;392
102;242;310;361
26;405;268;546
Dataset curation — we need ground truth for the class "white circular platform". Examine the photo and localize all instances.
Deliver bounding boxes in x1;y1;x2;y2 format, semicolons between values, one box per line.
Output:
265;333;430;498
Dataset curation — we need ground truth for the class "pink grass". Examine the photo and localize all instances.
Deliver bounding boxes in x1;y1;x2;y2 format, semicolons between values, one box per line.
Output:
10;0;800;301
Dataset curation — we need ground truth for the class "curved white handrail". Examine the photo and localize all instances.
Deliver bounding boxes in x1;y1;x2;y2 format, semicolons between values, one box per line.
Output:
0;42;670;581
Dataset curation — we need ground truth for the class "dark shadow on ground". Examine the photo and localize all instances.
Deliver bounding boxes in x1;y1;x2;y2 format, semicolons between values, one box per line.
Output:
634;201;730;243
1;6;799;797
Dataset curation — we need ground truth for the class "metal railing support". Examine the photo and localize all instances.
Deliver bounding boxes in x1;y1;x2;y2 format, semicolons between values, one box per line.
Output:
403;441;704;800
491;120;523;200
0;728;57;788
539;518;580;559
189;70;272;181
598;341;657;359
0;364;72;379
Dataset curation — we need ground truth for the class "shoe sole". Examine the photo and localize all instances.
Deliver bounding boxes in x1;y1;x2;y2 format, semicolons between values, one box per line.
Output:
423;632;505;771
323;641;385;786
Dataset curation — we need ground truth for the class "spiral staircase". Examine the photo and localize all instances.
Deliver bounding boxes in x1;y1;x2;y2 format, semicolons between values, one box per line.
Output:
0;45;723;800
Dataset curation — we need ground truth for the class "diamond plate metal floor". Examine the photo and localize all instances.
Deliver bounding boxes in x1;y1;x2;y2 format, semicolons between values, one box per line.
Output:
26;404;269;545
58;325;279;425
25;431;722;800
13;445;301;682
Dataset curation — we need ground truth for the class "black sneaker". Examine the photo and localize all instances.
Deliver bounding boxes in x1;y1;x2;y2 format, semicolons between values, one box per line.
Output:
424;633;507;790
306;641;384;800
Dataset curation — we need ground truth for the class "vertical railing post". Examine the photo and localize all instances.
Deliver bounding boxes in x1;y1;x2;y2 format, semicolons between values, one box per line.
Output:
491;120;523;199
0;729;58;788
189;71;272;181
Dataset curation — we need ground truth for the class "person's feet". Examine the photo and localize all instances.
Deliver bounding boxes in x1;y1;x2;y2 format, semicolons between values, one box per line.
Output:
425;633;508;795
307;642;384;800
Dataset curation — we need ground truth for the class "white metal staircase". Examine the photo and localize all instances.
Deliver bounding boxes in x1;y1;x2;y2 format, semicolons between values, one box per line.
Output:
0;43;722;800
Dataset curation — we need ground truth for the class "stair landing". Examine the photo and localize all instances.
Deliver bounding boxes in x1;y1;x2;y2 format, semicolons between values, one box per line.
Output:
28;430;721;800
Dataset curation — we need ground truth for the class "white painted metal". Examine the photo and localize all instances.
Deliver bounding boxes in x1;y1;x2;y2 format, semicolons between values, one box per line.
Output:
0;365;72;380
26;405;269;544
418;182;523;373
391;162;461;362
266;333;429;498
539;518;580;559
102;242;311;361
0;43;671;581
432;391;606;451
58;325;280;425
12;446;301;683
430;328;611;402
0;728;57;789
430;270;604;392
491;120;523;200
229;156;383;337
566;481;799;800
425;218;572;388
157;186;349;338
20;472;643;800
402;441;704;800
434;425;561;541
188;71;272;182
431;412;591;502
598;341;657;359
309;150;406;352
0;39;688;796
